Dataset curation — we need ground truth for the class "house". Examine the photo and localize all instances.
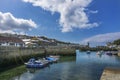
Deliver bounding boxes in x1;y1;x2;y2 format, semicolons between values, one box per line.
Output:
22;39;31;45
0;36;25;47
22;38;39;47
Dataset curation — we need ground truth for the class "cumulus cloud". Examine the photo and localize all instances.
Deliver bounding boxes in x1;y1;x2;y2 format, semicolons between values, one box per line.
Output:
0;12;37;34
23;0;98;32
81;32;120;44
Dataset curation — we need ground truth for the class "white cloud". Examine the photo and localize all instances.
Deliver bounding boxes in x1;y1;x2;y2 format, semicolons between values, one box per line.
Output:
23;0;98;32
81;32;120;44
89;10;98;14
0;12;37;34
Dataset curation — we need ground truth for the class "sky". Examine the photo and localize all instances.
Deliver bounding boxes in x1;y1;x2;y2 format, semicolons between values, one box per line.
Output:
0;0;120;46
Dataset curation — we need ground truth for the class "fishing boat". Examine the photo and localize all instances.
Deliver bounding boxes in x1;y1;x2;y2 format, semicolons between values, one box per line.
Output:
25;58;45;68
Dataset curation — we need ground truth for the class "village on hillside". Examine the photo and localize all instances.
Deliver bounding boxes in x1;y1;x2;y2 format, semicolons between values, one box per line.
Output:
0;33;80;48
0;33;120;51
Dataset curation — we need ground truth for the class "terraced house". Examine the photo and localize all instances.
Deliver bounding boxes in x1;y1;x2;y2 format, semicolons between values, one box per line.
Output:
0;36;25;47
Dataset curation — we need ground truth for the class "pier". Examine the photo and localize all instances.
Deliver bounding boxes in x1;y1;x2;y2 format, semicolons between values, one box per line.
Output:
100;67;120;80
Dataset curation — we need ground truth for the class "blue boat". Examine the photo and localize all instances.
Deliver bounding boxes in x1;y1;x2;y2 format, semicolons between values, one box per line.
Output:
25;58;44;68
86;50;91;54
45;56;60;63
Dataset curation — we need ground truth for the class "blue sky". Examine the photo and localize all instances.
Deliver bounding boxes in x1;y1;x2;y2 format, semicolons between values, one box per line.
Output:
0;0;120;46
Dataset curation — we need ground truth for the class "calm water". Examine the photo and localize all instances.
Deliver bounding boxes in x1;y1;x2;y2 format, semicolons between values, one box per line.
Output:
11;51;120;80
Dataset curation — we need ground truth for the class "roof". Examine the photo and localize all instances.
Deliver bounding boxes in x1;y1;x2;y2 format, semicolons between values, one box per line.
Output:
0;36;24;43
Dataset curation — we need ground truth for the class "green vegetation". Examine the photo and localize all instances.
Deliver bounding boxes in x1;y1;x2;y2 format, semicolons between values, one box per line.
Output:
113;39;120;45
0;65;26;80
106;39;120;46
79;47;117;51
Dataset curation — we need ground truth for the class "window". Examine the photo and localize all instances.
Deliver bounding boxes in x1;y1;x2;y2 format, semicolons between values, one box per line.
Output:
9;43;15;46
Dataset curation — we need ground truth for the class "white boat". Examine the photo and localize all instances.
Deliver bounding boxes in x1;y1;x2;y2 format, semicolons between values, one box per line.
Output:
49;55;60;59
87;51;91;54
35;59;49;66
96;51;102;55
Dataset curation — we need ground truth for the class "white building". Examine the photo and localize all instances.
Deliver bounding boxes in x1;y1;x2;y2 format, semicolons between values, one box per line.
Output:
0;36;25;47
22;39;31;45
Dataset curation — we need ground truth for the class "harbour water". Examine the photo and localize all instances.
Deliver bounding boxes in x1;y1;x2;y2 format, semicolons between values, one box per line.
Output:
11;51;120;80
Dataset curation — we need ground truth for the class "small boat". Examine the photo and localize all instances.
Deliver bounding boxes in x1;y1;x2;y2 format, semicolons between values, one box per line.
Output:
49;55;60;59
111;51;118;55
100;50;104;53
35;59;49;66
25;58;45;68
96;51;102;55
96;51;104;55
45;55;60;63
86;51;91;54
106;52;112;55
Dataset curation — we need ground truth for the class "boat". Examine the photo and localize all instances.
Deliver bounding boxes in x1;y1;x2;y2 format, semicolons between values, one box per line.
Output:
86;50;91;54
25;55;60;68
45;55;60;63
111;51;118;55
49;55;60;59
96;51;102;55
25;58;46;68
106;52;112;55
35;59;49;66
96;51;103;55
100;50;104;53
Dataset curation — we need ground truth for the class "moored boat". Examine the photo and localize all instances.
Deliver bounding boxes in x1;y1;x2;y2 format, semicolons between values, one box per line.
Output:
25;58;46;68
86;50;91;54
96;51;102;55
106;52;112;55
35;59;49;66
25;55;60;68
45;55;60;63
49;55;60;59
96;51;104;55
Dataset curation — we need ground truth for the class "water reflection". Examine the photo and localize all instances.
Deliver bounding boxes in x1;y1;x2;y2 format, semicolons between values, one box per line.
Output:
27;68;39;73
11;51;120;80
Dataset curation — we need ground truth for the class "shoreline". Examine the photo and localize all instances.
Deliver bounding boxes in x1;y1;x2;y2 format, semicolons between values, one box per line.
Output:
0;47;76;71
0;56;76;80
100;67;120;80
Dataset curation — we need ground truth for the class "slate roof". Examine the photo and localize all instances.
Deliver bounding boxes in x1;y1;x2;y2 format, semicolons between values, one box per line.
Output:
0;36;24;43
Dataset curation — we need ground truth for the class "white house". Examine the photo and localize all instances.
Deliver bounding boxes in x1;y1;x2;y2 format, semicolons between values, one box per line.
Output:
0;36;25;47
22;39;31;45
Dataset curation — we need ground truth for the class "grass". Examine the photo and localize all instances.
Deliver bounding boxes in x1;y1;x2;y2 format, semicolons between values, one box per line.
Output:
0;65;26;80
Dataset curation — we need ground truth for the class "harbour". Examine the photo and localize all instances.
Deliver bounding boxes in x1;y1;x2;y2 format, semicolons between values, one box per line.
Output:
1;51;120;80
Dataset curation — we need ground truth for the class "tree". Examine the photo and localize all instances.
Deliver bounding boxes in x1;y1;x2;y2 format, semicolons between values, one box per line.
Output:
113;39;120;45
